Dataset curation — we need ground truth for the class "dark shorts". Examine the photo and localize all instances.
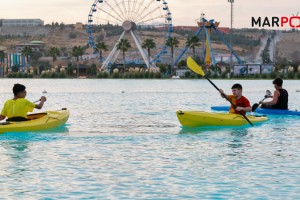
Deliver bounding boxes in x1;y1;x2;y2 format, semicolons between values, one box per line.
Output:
261;104;273;109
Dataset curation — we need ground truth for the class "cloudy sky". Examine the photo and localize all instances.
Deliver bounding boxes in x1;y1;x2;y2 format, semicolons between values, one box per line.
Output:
0;0;299;28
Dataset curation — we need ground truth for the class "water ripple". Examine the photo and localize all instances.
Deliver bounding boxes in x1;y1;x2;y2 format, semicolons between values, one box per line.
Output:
0;79;300;199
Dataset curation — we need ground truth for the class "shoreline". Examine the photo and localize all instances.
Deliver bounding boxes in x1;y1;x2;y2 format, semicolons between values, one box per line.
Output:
1;77;300;80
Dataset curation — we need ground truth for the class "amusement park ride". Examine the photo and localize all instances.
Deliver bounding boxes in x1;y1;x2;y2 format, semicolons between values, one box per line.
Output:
87;0;242;70
172;13;243;67
87;0;173;71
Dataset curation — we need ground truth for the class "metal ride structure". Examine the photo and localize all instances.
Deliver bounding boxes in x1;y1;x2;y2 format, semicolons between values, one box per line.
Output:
87;0;173;70
228;0;234;71
172;13;243;67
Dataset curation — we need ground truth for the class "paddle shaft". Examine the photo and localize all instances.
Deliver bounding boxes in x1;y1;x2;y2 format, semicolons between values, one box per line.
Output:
258;91;271;105
252;90;271;111
252;97;268;112
257;97;267;106
204;75;254;126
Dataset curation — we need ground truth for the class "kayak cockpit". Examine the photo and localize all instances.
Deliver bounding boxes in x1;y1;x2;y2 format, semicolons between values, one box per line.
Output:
27;113;47;121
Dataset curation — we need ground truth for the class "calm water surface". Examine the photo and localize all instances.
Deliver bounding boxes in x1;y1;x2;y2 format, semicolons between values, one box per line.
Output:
0;79;300;199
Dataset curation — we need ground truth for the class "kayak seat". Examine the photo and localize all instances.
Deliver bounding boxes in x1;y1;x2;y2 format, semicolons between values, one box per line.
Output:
27;113;47;121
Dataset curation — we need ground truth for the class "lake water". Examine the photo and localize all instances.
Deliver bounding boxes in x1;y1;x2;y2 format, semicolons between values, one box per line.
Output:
0;79;300;199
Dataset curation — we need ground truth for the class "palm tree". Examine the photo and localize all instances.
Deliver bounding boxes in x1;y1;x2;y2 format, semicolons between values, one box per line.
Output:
72;46;85;61
142;39;156;65
95;42;108;62
71;46;85;77
48;47;60;66
166;37;179;64
0;50;5;77
21;46;33;61
186;36;201;58
21;46;33;63
117;39;131;70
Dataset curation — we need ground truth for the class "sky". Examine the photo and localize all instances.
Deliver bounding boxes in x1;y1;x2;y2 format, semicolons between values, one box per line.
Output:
0;0;299;28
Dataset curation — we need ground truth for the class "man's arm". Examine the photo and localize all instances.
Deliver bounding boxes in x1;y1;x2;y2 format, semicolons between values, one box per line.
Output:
260;91;279;105
219;89;227;98
236;106;252;112
35;96;47;109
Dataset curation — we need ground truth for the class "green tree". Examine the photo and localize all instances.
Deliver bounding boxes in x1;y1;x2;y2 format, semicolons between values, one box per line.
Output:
96;34;105;43
59;22;65;30
21;46;33;63
11;65;19;72
166;37;180;64
87;63;97;76
0;50;5;60
67;63;74;76
72;46;85;62
0;50;5;77
69;32;77;39
95;42;108;62
186;36;201;58
71;46;85;77
34;62;51;74
142;38;156;60
117;39;131;70
159;65;167;74
178;60;186;67
48;47;60;64
261;37;271;63
72;46;85;61
31;51;43;61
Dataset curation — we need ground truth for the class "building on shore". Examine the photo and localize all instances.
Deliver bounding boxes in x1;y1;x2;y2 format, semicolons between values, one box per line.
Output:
15;41;45;53
234;63;274;76
0;19;44;27
74;22;83;30
0;52;28;75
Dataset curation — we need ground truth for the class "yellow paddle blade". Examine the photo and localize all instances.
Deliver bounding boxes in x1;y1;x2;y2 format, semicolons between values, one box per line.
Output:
186;56;205;76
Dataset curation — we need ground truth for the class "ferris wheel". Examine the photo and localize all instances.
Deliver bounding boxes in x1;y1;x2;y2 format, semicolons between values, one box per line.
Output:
87;0;173;70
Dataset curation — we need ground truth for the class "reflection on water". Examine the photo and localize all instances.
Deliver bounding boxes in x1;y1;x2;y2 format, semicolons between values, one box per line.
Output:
0;141;30;178
37;125;69;134
0;126;69;141
179;125;250;135
228;129;249;149
5;141;29;152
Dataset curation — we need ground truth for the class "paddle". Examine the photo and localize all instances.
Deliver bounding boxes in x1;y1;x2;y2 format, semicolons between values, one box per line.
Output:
251;90;272;112
186;56;254;126
33;99;41;103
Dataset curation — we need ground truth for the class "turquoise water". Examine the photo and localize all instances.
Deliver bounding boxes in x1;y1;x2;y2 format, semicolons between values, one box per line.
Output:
0;79;300;199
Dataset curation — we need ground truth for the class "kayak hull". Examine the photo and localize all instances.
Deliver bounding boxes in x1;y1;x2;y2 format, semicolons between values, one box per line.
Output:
0;109;70;133
176;110;268;127
211;106;300;116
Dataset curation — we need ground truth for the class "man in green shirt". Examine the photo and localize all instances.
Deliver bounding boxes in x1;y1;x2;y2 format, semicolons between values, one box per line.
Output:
0;83;46;121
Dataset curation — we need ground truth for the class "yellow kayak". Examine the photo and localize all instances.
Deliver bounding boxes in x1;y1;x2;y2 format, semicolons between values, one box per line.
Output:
176;110;268;127
0;108;69;133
